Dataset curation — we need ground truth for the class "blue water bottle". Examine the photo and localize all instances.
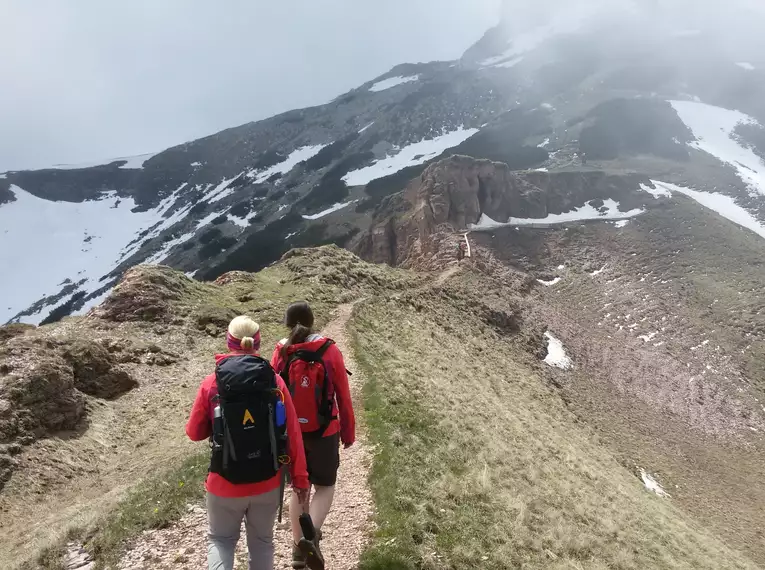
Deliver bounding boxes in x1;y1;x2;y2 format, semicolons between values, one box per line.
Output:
275;399;286;428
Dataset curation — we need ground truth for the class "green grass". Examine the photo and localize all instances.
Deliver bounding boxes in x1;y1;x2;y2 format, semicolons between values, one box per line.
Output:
350;275;759;570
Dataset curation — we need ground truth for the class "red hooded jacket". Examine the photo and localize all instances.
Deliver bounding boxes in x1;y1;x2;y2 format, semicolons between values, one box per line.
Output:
185;353;309;497
271;335;356;447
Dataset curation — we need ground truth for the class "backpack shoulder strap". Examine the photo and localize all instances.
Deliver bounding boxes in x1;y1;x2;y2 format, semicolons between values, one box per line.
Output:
315;339;334;358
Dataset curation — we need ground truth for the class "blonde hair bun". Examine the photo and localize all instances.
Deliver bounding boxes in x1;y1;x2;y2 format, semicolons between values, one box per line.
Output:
228;315;260;339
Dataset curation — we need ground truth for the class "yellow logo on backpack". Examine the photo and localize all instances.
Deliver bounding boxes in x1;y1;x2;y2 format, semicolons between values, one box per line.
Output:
242;409;255;426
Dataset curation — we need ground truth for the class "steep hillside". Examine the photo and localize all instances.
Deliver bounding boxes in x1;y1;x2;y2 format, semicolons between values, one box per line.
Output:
3;241;764;569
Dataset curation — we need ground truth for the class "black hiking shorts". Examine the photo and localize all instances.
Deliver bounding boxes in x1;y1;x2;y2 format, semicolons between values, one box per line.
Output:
302;432;340;487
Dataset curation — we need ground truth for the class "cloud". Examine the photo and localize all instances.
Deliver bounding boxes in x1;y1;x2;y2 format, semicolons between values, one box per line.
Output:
0;0;500;171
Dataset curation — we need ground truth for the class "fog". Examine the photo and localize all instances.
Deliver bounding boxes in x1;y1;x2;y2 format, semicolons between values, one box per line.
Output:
0;0;501;171
3;0;765;173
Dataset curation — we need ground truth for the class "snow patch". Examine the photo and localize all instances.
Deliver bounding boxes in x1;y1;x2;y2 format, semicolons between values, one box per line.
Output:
369;75;419;92
638;332;659;342
228;211;258;228
736;62;755;71
191;161;202;167
537;138;550;148
670;100;765;196
543;332;572;370
537;277;562;286
247;145;327;184
614;220;630;228
0;173;6;179
359;122;375;133
302;201;355;220
640;182;672;198
650;180;765;240
590;265;607;276
342;126;478;186
640;469;671;498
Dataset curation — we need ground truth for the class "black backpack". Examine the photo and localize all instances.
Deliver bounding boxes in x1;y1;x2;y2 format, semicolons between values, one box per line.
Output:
210;355;288;484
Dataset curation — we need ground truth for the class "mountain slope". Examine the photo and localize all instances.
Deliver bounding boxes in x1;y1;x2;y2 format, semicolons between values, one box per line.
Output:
3;245;762;570
5;2;765;325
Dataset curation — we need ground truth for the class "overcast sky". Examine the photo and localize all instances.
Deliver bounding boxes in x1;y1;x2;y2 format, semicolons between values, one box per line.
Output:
0;0;501;171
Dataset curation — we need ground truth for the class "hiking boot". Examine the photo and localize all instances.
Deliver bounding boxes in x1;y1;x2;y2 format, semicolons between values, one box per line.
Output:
297;535;325;570
291;543;307;569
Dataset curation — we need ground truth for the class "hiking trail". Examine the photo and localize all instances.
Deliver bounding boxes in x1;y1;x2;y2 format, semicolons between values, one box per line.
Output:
116;302;374;570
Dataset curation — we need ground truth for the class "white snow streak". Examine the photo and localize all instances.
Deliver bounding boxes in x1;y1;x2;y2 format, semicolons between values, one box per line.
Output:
537;138;550;148
470;200;644;231
492;56;524;69
649;180;765;240
359;122;375;133
302;201;355;220
670;100;765;196
543;332;572;370
247;145;327;184
342;126;478;186
207;173;245;203
369;75;419;92
49;152;158;170
538;277;562;286
509;200;644;225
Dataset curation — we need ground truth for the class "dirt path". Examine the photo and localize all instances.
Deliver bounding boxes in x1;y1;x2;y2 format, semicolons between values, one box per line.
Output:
117;303;374;569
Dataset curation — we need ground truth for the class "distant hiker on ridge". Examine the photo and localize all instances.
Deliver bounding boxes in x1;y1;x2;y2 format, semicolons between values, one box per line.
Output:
186;315;311;570
271;301;356;570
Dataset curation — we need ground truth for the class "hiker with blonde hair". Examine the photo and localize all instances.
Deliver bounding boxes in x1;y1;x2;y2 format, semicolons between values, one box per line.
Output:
271;301;356;569
186;315;310;570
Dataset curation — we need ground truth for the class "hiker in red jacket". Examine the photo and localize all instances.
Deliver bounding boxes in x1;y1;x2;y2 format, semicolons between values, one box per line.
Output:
271;301;356;570
186;315;310;570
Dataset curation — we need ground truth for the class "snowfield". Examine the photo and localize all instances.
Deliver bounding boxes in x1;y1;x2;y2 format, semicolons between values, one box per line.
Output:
647;180;765;240
0;185;172;324
469;199;644;231
368;75;419;92
342;126;478;186
670;100;765;196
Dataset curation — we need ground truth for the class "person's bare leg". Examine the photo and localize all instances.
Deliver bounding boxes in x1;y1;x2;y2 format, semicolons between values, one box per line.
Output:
309;485;336;531
290;488;308;544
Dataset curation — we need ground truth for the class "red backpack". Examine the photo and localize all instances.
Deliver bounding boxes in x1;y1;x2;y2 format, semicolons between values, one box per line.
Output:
280;339;336;434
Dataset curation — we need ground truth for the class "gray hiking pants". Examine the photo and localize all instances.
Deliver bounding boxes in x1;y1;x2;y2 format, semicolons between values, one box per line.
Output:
206;488;280;570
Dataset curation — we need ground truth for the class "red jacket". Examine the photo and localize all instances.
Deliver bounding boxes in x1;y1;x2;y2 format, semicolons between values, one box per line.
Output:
271;336;356;447
185;353;309;497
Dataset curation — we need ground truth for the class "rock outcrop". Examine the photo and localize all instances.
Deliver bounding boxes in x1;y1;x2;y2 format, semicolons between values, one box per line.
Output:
0;331;139;489
356;155;650;270
93;265;199;323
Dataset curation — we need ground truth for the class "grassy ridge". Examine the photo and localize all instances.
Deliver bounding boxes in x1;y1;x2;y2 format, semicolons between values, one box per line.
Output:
351;274;758;570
